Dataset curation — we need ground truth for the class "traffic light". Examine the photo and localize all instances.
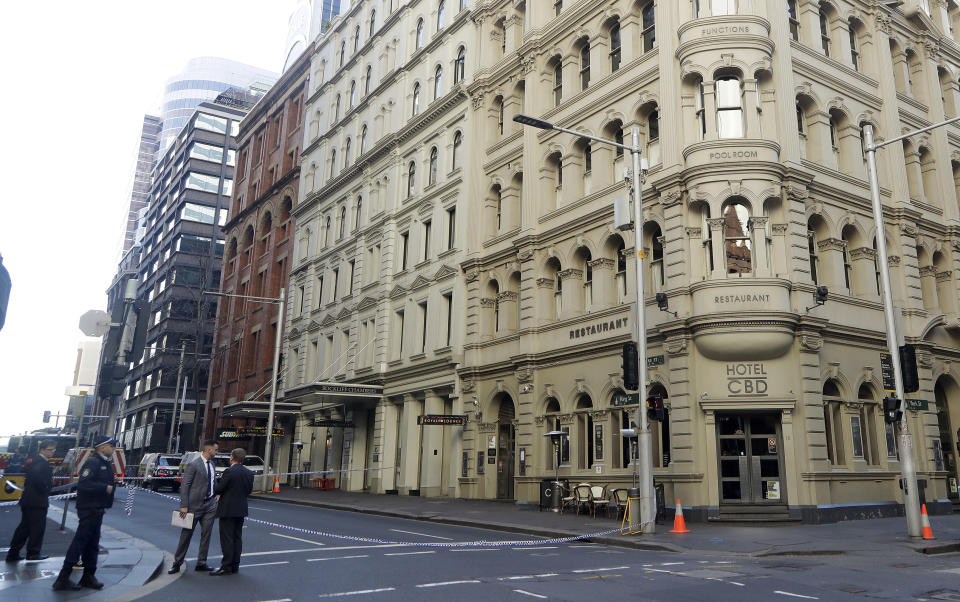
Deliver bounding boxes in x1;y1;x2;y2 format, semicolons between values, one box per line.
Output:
899;344;919;394
883;396;902;424
42;410;51;424
622;342;639;391
646;394;664;422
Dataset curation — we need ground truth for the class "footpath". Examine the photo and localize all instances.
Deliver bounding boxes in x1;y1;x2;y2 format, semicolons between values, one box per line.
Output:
252;487;960;557
0;499;164;601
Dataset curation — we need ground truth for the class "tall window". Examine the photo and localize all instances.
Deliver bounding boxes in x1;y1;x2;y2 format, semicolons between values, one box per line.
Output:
553;60;563;106
422;219;431;260
452;131;462;169
325;216;331;245
497;97;504;135
447;206;456;249
355;198;362;230
454;46;466;83
437;0;445;30
808;231;819;284
334;94;341;121
716;77;743;138
555;0;562;16
610;24;622;72
848;21;859;71
369;9;376;37
788;0;800;41
340;41;346;67
412;83;421;116
407;161;416;197
819;8;831;56
429;147;439;185
712;0;736;15
434;65;443;99
723;203;751;274
354;25;361;51
695;80;706;140
615;127;624;158
641;2;656;52
344;138;351;167
400;231;409;270
365;66;372;94
339;206;346;239
360;125;367;155
349;81;356;107
416;18;424;48
647;111;661;165
579;43;591;91
329;149;337;178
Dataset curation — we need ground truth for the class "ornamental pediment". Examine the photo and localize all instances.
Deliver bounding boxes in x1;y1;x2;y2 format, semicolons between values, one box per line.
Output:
411;275;432;290
357;296;378;311
336;307;353;320
319;314;337;327
389;285;407;299
287;327;301;339
307;320;321;332
434;264;457;281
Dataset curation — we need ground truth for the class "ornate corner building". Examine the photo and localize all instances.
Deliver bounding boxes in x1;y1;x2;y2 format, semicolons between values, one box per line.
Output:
290;0;960;522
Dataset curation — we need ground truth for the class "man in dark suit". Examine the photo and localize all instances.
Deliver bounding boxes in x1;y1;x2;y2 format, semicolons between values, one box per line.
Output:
5;439;56;562
168;440;219;574
210;447;253;576
52;435;117;591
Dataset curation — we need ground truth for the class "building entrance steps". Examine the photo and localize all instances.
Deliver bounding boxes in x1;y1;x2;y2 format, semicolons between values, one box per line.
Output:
250;487;960;557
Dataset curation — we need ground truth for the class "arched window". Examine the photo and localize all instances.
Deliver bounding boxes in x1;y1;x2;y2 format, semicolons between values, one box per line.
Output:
583;142;592;174
329;148;337;178
354;197;362;231
716;77;742;138
496;96;504;135
340;41;346;67
354;25;361;51
434;65;443;99
722;202;751;273
819;7;831;56
359;125;367;155
334;94;341;121
412;83;421;116
555;0;563;16
369;9;376;37
579;42;590;91
454;46;466;83
452;131;462;169
461;0;467;11
407;161;416;197
841;228;853;291
610;23;622;72
695;78;706;140
848;19;860;71
495;185;503;231
651;225;664;291
807;227;819;285
429;147;439;186
641;1;656;52
349;80;356;107
437;0;446;30
788;0;800;41
647;110;661;165
365;66;373;94
553;60;563;106
324;216;332;246
416;18;424;48
344;138;351;167
339;206;346;239
615;126;624;158
614;237;627;301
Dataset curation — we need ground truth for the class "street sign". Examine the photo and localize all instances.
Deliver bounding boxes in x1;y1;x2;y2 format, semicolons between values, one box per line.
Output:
217;426;285;439
905;399;929;411
79;309;111;337
309;419;354;428
647;355;665;367
417;414;467;426
880;352;896;392
612;392;640;407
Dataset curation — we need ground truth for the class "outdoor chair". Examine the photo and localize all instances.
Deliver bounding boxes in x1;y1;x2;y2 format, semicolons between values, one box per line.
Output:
590;485;609;518
610;488;629;519
571;483;592;516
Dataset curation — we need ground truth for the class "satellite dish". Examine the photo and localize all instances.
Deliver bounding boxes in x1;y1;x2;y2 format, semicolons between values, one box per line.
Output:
79;309;111;337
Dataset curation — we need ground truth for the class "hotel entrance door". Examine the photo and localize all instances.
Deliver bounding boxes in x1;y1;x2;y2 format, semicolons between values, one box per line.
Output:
717;413;785;505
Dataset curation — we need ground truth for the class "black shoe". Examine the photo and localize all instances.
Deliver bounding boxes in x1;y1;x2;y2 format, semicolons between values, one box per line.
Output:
209;567;233;576
167;564;181;574
78;574;104;590
194;563;210;571
26;554;50;561
4;554;22;562
52;573;82;591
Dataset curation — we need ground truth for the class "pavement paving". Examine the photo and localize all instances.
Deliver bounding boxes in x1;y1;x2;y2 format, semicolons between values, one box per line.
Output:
0;495;164;601
251;486;960;557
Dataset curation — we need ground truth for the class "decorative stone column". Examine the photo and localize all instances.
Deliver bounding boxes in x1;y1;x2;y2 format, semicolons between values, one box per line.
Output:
535;276;557;324
401;394;422;493
920;265;940;313
686;227;706;281
497;291;518;332
701;80;718;141
707;217;726;278
849;247;879;300
748;216;770;277
816;237;847;292
588;258;615;309
559;268;584;316
743;79;761;139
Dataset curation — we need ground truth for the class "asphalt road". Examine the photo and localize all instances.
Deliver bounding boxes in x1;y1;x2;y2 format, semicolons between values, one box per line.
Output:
92;488;960;601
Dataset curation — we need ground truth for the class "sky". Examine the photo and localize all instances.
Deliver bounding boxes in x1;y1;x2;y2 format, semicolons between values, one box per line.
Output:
0;0;298;437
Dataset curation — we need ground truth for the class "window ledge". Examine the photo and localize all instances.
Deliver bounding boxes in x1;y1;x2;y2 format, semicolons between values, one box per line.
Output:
409;352;426;361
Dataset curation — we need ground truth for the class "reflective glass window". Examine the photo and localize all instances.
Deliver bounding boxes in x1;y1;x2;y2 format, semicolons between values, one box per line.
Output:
195;113;228;134
716;78;743;138
177;234;213;254
181;202;217;224
185;172;221;194
189;142;225;163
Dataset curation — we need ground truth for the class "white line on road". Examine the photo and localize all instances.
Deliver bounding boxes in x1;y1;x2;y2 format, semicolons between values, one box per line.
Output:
257;599;292;602
774;591;819;600
498;573;559;581
513;589;548;599
188;543;405;562
449;548;500;552
307;555;369;562
270;532;326;546
384;551;436;556
729;582;745;587
572;566;630;573
389;528;453;540
240;561;289;568
512;546;558;550
248;506;273;511
660;562;685;566
317;588;396;598
415;580;482;588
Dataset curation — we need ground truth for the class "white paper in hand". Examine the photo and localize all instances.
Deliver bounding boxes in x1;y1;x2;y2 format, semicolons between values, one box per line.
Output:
171;510;195;529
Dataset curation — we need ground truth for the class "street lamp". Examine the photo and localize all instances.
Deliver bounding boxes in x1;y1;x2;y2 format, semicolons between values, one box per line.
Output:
514;114;654;534
863;113;960;538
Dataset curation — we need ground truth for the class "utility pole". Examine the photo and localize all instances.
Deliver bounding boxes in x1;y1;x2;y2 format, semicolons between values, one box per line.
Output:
167;342;186;453
263;288;286;481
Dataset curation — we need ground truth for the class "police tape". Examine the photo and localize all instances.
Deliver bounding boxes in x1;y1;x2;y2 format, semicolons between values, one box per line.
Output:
133;486;656;548
0;492;77;508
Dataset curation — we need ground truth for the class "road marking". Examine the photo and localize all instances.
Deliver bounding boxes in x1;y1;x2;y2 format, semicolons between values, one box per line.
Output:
572;566;630;573
415;580;482;588
729;582;745;587
389;528;453;540
513;590;548;599
248;506;273;511
240;561;289;568
317;588;396;598
449;548;500;552
512;546;557;550
498;573;559;581
188;543;405;561
307;555;369;562
774;592;819;600
270;532;326;546
384;551;436;556
661;562;685;566
257;599;292;602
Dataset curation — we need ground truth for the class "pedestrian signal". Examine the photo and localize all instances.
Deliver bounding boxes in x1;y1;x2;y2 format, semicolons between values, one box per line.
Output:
899;344;919;393
883;396;902;424
646;394;664;422
622;342;639;391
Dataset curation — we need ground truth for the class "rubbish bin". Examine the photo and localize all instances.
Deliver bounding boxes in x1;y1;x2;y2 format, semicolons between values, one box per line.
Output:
539;478;569;511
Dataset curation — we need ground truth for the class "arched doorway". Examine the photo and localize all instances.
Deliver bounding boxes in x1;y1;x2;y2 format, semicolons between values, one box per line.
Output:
935;376;960;504
495;394;516;499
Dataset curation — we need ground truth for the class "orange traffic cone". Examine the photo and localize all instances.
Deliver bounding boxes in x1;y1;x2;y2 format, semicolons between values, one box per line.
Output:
273;476;281;493
921;503;935;540
669;499;690;534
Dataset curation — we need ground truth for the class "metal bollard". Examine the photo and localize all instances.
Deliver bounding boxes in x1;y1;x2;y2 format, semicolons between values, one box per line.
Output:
627;487;641;532
552;481;562;513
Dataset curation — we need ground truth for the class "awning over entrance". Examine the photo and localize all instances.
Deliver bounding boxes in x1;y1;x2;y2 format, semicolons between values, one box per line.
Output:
285;381;383;411
221;400;301;417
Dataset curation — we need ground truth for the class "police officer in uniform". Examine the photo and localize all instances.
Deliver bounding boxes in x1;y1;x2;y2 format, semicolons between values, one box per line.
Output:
5;439;56;561
52;435;117;592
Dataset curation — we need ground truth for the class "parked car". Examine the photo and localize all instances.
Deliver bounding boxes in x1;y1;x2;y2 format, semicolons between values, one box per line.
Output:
139;453;182;491
212;453;265;479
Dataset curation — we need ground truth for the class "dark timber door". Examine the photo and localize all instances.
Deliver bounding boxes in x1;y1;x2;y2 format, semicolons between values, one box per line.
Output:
497;397;516;500
717;413;785;505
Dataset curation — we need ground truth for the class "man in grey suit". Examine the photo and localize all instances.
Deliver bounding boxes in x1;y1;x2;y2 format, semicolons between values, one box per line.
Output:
168;440;219;574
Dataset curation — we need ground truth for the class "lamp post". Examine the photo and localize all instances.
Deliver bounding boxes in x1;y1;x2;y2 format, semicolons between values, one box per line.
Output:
863;114;960;538
514;114;654;533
